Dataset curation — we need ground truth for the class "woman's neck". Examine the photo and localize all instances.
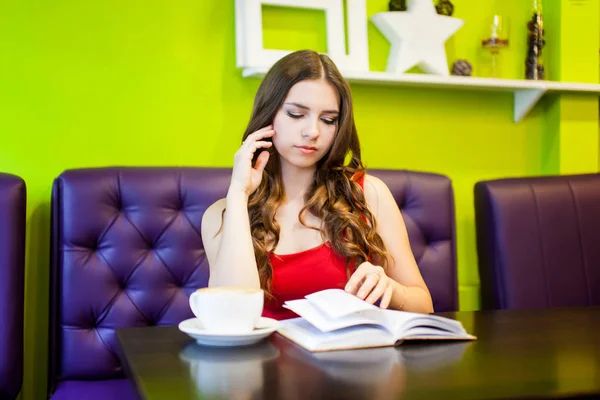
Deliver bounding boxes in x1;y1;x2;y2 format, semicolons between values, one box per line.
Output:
280;162;315;203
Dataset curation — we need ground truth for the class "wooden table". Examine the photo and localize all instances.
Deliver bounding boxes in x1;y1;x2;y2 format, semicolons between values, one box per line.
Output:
116;307;600;399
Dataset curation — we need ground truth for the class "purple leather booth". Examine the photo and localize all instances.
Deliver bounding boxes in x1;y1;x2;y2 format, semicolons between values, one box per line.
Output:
48;167;457;399
0;173;26;400
475;173;600;310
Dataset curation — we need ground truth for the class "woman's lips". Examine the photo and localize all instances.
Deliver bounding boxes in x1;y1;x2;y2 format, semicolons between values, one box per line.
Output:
297;146;317;154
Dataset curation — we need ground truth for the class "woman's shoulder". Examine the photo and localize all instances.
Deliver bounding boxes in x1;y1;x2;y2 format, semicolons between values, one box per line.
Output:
363;173;387;190
361;173;395;218
351;171;388;194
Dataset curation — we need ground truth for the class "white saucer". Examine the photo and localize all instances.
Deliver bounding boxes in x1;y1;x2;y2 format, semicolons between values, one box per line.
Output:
178;317;279;347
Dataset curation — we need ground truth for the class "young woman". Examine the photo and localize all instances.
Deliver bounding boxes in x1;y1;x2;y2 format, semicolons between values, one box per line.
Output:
201;50;433;319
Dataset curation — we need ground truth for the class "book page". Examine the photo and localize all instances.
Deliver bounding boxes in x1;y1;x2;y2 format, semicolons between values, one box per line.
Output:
284;299;387;333
277;318;395;352
379;310;471;339
400;327;473;338
305;289;380;319
276;318;321;351
284;289;474;341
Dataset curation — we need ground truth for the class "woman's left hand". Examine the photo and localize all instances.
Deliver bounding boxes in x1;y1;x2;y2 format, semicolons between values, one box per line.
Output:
344;261;395;309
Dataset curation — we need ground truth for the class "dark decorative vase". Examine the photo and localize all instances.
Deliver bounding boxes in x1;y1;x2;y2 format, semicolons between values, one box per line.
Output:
525;0;545;80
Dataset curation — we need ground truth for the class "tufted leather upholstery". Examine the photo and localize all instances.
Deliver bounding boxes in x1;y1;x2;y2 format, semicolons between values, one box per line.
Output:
49;167;457;398
0;173;26;400
48;167;229;398
475;173;600;310
369;170;457;313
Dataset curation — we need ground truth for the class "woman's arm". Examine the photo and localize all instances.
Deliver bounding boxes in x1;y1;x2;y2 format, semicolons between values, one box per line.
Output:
345;175;434;314
201;192;261;288
200;126;275;288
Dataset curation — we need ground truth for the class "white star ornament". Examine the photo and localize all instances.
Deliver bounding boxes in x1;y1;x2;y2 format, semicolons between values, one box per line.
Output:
371;0;464;76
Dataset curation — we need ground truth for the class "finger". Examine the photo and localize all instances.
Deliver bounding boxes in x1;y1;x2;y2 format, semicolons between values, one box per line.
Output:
344;262;371;294
365;277;387;305
356;273;380;300
244;127;275;144
244;125;273;139
379;285;394;309
253;150;270;172
244;141;273;159
254;141;273;148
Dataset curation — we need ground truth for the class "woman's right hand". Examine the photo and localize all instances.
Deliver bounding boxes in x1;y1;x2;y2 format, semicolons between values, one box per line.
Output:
229;125;275;197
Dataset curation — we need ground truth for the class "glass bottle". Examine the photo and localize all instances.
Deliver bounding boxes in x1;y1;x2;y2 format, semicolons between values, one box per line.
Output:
525;0;545;80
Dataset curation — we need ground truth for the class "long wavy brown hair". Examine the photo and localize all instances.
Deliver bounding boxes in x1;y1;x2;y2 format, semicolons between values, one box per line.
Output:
241;50;388;296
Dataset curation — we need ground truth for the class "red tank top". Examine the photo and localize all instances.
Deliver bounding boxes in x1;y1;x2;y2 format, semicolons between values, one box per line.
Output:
262;173;365;320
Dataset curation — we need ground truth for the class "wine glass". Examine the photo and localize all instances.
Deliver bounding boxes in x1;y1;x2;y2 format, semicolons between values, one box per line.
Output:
481;15;510;78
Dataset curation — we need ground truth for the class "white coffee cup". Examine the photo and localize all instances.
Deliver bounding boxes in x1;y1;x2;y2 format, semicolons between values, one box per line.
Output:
189;287;264;334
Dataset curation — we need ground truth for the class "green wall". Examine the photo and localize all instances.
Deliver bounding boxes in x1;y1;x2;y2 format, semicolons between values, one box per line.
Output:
0;0;597;399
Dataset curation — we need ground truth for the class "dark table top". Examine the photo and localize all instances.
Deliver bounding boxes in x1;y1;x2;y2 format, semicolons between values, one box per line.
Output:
116;306;600;400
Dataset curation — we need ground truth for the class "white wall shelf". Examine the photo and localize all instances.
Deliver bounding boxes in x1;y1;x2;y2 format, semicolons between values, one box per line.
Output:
242;68;600;123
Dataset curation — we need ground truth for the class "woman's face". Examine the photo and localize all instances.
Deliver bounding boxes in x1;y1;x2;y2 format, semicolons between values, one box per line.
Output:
272;78;340;171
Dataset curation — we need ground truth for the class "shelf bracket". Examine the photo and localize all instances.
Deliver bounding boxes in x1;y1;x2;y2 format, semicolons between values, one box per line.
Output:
514;88;546;122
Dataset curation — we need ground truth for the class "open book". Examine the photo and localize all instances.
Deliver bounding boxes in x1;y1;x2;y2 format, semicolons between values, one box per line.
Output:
276;289;476;352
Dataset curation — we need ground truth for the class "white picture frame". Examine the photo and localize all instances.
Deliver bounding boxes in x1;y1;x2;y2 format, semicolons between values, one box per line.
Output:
235;0;369;73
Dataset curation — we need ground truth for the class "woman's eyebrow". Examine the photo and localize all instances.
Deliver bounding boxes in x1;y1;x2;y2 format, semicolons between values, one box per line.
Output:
285;102;339;114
